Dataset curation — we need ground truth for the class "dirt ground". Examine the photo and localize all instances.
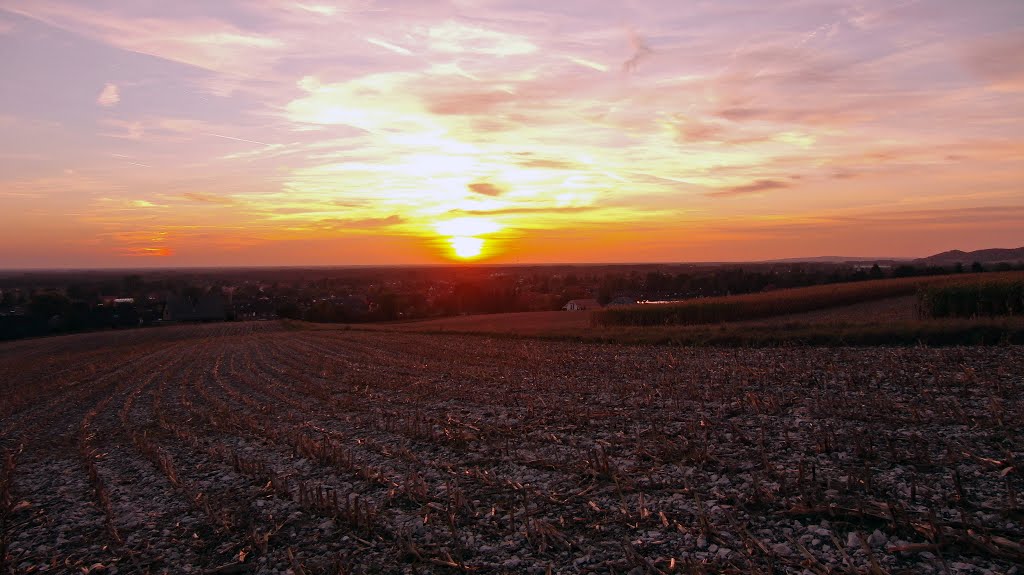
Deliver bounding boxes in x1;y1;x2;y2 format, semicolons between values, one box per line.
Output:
1;323;1021;574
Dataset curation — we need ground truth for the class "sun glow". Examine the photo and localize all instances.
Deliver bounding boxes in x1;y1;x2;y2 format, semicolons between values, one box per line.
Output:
434;217;502;237
450;236;485;259
436;217;501;260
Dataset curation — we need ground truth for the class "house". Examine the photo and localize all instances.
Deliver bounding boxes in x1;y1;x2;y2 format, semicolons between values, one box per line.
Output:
163;294;226;322
562;298;601;311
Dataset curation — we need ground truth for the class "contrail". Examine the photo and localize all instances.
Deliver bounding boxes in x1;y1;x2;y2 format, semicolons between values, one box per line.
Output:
205;133;273;146
367;37;413;55
112;154;151;167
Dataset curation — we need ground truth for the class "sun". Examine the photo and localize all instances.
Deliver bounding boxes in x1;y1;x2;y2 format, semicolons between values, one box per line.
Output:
450;236;485;259
435;217;501;260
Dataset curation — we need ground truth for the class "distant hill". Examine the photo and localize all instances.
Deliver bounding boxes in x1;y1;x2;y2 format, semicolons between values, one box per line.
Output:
762;256;906;263
917;247;1024;265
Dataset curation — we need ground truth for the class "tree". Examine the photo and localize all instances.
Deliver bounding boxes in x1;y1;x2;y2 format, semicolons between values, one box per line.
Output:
893;265;918;278
275;302;301;319
374;292;399;321
971;261;984;273
29;292;72;320
122;274;144;295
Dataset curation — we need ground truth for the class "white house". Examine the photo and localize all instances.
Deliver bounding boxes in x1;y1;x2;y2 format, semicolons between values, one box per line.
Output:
562;298;601;311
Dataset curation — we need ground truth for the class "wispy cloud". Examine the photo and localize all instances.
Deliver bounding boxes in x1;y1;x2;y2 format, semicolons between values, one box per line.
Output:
182;192;237;205
622;29;652;73
96;83;120;107
310;214;405;231
707;179;791;198
425;21;537;56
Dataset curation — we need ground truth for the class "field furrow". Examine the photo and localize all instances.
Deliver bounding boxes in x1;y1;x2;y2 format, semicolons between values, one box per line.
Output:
0;323;1021;574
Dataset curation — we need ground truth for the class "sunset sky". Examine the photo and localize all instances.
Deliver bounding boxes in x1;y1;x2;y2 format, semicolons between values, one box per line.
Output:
1;0;1022;267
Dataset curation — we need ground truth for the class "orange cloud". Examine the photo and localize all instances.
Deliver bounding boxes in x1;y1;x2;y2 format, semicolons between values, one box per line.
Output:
467;182;506;196
120;247;173;257
707;179;791;198
182;192;237;205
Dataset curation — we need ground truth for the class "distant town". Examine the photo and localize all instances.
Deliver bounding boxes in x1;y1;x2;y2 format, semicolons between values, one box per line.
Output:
2;253;1022;341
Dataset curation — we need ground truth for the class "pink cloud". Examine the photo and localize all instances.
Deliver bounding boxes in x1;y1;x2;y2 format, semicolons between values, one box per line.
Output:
96;83;120;107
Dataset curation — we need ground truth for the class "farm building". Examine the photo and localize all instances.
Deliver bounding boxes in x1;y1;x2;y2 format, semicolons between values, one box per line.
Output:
563;298;601;311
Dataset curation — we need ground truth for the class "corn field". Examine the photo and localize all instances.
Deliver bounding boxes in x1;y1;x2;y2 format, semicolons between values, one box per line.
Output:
918;277;1024;318
593;272;1024;327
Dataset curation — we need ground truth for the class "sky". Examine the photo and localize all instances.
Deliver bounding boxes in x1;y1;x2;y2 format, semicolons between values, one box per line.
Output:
0;0;1022;268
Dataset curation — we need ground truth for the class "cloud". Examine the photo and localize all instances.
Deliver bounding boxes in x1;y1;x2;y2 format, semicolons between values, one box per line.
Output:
314;214;405;230
427;91;515;116
467;181;506;197
622;29;652;73
286;73;431;131
517;157;578;170
425;21;537;56
449;205;598;216
96;83;120;107
5;0;283;91
182;192;237;205
964;32;1024;92
98;119;144;140
119;247;173;257
707;179;790;198
672;117;727;143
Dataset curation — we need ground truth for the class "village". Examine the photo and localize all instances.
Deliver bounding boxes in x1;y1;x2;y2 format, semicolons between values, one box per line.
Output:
1;259;1012;341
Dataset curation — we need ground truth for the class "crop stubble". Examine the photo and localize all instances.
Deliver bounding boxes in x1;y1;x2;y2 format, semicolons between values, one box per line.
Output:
0;323;1021;574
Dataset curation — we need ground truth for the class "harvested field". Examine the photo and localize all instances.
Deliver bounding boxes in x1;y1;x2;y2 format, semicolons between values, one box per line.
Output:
368;310;592;336
373;296;921;337
1;323;1022;574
